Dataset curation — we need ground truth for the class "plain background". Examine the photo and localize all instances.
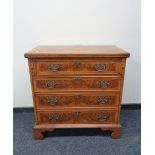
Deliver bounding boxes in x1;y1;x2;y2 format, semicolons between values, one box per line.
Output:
13;0;141;107
3;1;155;155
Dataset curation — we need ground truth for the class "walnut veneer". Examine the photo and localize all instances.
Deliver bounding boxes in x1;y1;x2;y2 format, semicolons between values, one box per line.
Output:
24;45;130;140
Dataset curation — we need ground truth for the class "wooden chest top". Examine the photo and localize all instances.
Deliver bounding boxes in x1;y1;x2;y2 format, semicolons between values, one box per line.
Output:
24;45;130;58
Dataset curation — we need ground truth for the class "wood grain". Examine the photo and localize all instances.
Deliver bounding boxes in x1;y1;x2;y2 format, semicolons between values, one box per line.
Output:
33;76;122;92
24;45;130;58
35;92;120;109
25;45;130;139
36;59;121;75
37;109;118;124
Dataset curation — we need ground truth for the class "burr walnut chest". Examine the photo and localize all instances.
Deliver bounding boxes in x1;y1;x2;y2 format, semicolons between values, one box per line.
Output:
24;45;130;140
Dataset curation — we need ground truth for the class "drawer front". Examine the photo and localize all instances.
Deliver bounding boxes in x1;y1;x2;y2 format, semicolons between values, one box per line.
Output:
35;93;120;108
36;59;121;75
33;77;122;92
37;109;118;124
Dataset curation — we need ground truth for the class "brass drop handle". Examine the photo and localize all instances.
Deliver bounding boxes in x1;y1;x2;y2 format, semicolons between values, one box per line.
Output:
94;64;106;71
45;81;56;89
47;98;58;105
96;113;109;121
98;81;110;88
48;64;61;71
48;114;60;122
97;97;109;104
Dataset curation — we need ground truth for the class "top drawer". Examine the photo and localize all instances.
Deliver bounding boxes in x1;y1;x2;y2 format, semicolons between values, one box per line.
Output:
35;58;122;75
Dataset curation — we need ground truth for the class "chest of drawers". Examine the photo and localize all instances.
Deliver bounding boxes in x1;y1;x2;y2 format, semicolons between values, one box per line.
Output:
24;45;130;140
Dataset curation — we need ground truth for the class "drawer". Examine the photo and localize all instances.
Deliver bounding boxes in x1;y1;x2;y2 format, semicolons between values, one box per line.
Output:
37;109;118;124
36;59;121;75
35;92;120;108
33;76;122;92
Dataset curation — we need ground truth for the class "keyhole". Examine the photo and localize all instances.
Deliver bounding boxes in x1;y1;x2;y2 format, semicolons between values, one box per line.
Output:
74;93;81;100
75;111;81;116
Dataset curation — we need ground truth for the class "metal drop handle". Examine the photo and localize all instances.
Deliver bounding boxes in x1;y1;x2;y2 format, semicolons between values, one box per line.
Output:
48;64;61;71
47;98;58;105
45;81;56;89
94;64;106;71
98;81;110;88
97;97;109;104
48;114;61;122
96;113;109;121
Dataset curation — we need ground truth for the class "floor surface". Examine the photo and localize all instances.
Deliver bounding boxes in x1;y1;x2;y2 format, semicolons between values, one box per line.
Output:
14;110;141;155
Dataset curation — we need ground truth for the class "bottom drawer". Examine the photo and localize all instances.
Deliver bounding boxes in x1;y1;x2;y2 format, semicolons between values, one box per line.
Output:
37;109;118;124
